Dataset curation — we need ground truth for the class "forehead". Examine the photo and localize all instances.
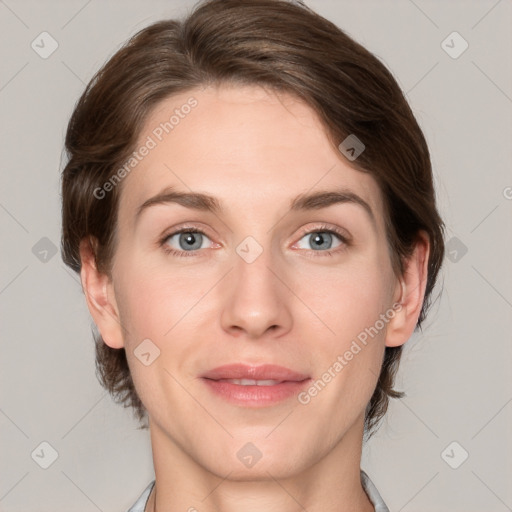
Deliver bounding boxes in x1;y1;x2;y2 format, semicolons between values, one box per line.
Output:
117;84;384;224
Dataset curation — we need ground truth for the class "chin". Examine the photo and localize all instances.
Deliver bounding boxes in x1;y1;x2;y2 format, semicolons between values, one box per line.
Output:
195;434;313;481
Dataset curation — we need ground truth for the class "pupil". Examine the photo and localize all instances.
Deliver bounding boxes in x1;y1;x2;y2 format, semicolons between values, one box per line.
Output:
312;232;330;249
181;233;201;249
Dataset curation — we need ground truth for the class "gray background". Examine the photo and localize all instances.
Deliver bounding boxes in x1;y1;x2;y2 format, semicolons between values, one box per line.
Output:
1;0;511;511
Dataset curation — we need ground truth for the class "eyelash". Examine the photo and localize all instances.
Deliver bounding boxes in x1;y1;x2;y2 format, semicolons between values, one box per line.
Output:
158;224;350;258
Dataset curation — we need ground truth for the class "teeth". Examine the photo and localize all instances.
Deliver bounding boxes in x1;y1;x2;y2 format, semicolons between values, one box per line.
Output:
222;379;281;386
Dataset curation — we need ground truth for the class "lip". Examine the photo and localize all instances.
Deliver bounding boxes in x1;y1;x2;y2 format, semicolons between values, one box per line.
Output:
201;363;309;381
201;364;311;407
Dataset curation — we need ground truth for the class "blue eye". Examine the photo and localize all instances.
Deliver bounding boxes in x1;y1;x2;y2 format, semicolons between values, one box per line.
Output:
159;224;349;258
296;230;344;252
161;229;211;256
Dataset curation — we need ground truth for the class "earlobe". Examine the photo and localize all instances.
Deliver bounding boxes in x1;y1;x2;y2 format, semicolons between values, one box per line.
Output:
385;231;430;348
79;237;125;349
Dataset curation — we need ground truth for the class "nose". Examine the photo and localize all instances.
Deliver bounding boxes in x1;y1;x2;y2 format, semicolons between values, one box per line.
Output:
220;243;293;340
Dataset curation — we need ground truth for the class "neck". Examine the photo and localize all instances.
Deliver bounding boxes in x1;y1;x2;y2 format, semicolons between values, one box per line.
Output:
145;413;374;512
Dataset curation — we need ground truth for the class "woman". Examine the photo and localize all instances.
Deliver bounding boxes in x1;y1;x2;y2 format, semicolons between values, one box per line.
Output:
60;0;445;510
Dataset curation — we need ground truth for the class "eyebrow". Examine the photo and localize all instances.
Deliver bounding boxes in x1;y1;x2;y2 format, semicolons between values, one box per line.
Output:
135;186;376;226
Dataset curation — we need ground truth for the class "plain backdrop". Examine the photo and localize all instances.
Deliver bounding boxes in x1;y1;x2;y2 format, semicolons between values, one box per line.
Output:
1;1;511;511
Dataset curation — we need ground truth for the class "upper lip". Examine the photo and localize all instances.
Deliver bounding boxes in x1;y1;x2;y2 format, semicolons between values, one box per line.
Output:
201;364;309;382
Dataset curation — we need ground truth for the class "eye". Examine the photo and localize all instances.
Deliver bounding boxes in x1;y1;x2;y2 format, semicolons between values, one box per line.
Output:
293;225;349;256
159;224;350;258
160;228;213;257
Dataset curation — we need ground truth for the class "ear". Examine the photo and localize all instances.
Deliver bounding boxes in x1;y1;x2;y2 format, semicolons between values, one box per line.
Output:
79;237;125;349
385;230;430;348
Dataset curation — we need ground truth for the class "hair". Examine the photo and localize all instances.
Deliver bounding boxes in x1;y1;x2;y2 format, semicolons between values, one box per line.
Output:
61;0;445;440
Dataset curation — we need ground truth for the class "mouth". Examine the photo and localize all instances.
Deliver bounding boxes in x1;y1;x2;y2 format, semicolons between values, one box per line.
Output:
214;378;283;386
200;364;311;407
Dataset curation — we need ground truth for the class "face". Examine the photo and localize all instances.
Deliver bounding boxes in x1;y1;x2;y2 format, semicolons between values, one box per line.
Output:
103;84;404;479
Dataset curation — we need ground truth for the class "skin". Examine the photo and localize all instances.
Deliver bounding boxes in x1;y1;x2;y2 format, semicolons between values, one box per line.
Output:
80;84;429;512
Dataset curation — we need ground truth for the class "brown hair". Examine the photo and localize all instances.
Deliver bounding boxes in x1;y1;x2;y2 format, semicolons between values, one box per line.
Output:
61;0;445;440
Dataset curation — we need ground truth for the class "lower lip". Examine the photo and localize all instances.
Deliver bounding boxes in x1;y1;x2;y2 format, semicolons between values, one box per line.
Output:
202;378;311;406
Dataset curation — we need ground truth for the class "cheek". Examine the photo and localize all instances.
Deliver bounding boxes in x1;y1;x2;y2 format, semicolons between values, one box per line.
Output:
118;277;183;342
113;263;200;408
114;254;214;350
291;262;392;443
294;255;393;342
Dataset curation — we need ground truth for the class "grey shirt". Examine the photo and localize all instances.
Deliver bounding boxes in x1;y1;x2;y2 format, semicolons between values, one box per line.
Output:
126;469;390;512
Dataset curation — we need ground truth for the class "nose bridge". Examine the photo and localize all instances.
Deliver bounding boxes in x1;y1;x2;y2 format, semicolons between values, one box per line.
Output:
220;234;292;338
235;234;275;288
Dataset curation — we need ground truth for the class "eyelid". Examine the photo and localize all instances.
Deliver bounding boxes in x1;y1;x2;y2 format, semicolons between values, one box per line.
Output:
160;222;217;242
294;222;351;244
160;221;350;240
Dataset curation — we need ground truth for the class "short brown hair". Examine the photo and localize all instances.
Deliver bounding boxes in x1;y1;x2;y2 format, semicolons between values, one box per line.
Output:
61;0;445;440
